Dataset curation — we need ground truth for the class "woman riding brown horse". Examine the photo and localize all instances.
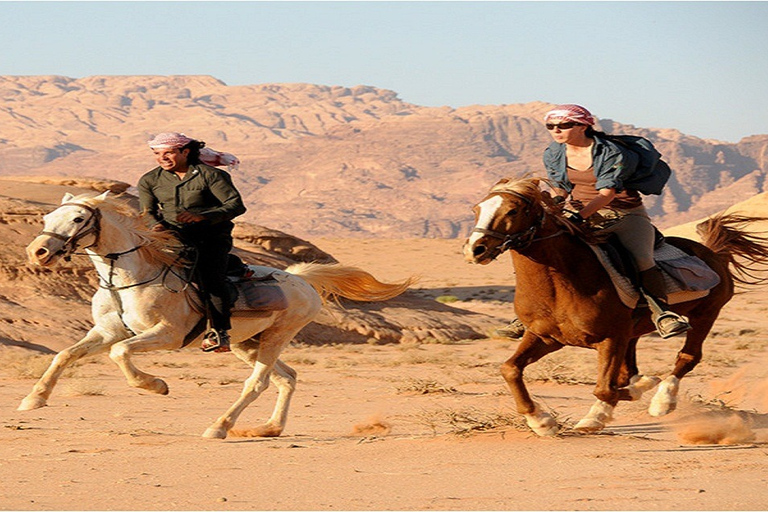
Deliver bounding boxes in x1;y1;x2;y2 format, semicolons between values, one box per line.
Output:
464;177;768;435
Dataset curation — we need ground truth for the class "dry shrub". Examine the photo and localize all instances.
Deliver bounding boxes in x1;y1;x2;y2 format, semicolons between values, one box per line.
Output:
63;379;105;397
675;412;756;445
395;378;458;395
525;357;595;385
0;350;55;379
415;406;528;436
351;414;392;436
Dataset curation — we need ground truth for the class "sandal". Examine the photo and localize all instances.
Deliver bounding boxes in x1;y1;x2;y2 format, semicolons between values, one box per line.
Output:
201;330;231;353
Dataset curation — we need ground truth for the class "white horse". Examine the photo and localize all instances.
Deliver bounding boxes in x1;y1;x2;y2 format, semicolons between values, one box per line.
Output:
20;191;412;439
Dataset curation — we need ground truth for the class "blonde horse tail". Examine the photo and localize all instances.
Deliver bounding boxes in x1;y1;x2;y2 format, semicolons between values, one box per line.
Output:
285;262;416;303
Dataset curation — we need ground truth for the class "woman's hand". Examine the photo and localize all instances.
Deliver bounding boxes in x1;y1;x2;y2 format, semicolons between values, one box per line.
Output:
579;188;616;219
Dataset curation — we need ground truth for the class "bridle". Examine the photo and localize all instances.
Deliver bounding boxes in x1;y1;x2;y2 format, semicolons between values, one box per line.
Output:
41;202;102;261
470;189;563;259
41;201;187;292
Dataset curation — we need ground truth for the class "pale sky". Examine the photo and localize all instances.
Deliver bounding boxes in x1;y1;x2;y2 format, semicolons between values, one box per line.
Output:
1;1;766;143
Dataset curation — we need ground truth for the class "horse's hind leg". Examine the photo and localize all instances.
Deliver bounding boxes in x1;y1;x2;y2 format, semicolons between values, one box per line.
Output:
204;327;298;440
228;339;297;438
500;332;563;436
649;315;713;417
18;328;112;410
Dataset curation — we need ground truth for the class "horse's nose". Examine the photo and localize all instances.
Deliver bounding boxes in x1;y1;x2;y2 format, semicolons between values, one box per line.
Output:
26;239;50;265
463;239;486;263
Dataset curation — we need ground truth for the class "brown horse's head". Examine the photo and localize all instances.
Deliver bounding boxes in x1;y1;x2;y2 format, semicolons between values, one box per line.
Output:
463;177;547;264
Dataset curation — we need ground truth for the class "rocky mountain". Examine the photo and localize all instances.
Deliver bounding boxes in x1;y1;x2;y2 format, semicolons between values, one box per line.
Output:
2;75;767;238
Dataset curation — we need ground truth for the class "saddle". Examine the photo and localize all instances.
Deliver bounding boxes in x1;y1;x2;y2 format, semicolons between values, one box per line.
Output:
225;254;289;314
591;232;720;309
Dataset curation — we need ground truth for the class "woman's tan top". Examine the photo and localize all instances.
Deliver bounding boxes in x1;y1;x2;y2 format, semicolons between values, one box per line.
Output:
567;165;642;210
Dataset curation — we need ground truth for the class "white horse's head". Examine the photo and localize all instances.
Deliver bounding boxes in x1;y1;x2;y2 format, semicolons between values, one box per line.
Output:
26;191;109;266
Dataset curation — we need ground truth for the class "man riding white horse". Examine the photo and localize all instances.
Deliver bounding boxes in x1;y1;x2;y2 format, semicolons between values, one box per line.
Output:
137;132;245;353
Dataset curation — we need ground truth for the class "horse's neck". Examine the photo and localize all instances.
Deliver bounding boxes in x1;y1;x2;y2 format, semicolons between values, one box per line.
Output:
511;224;603;285
88;214;160;283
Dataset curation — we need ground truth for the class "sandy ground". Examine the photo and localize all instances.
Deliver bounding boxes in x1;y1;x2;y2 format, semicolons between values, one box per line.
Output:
2;238;767;511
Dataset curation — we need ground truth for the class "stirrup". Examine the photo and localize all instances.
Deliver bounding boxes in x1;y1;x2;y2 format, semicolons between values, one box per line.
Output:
201;330;231;353
653;312;691;339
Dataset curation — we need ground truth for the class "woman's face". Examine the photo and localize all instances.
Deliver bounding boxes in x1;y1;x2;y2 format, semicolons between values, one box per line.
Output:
546;119;588;144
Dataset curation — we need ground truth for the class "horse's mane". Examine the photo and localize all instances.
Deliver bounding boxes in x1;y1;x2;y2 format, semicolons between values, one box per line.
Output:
489;177;587;239
71;192;187;267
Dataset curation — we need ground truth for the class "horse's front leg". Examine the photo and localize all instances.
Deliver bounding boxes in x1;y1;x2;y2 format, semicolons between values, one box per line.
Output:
500;332;563;437
18;327;115;410
108;324;185;396
574;337;630;433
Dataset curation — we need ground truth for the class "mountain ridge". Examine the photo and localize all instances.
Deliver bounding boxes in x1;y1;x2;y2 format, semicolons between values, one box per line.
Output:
2;75;767;238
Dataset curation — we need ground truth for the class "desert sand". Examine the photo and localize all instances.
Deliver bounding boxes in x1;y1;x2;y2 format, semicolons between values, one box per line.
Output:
1;184;767;511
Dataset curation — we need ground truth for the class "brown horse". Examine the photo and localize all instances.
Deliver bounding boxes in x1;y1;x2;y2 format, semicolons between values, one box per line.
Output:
463;177;768;436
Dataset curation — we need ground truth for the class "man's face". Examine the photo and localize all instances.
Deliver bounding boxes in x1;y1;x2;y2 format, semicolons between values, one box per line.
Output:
153;147;189;172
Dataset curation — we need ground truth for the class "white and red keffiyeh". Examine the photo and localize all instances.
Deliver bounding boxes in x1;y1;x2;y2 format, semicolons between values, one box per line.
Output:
148;132;240;171
199;147;240;171
147;132;194;149
544;104;595;126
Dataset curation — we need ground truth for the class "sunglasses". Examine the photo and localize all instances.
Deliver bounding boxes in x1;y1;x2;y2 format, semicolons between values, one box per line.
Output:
545;122;580;130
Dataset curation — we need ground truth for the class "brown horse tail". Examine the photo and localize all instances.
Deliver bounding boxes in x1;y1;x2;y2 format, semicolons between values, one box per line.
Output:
697;213;768;286
285;262;417;303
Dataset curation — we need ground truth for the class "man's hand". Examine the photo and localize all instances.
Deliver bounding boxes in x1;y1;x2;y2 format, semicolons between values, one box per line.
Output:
177;211;205;224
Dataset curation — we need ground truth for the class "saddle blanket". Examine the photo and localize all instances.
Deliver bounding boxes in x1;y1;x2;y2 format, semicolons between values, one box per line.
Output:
229;265;289;313
588;241;721;309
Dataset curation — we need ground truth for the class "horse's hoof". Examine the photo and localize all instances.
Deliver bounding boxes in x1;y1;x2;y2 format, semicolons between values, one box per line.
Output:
229;424;283;438
649;377;679;417
573;418;605;433
525;412;559;437
148;378;169;395
202;427;228;439
17;395;47;411
648;398;677;417
625;375;662;401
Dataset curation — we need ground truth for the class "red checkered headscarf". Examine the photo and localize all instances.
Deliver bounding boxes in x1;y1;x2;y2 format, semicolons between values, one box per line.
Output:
544;104;595;126
148;132;240;171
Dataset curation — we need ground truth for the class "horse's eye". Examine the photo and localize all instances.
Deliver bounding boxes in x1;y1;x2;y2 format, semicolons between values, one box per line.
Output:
73;217;85;224
507;208;518;216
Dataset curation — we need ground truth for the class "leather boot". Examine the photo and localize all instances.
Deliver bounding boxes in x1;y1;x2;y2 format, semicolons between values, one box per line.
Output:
201;329;231;353
639;266;691;338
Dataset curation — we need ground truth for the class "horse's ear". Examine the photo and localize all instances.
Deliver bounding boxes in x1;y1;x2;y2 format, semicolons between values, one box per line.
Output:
531;178;541;188
61;193;74;204
95;191;110;202
495;178;512;187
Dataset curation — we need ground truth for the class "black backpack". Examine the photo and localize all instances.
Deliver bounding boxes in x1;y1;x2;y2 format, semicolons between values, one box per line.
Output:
604;135;671;195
